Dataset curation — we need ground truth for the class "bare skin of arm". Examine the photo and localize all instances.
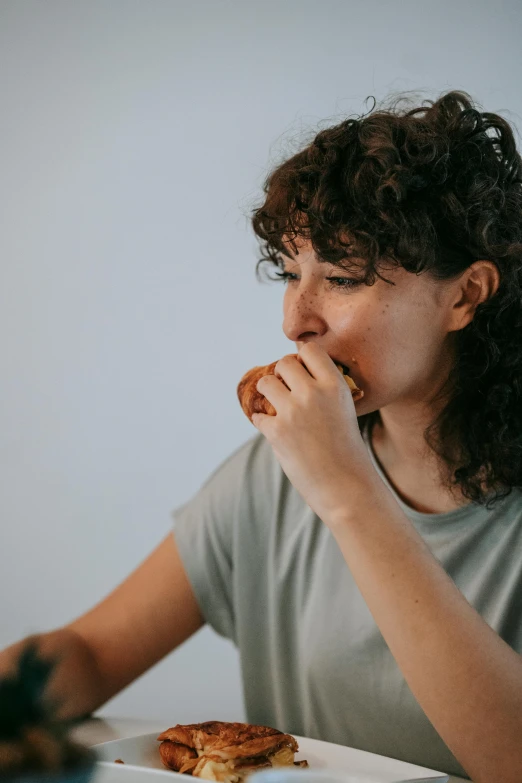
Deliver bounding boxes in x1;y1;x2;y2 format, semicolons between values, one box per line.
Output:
0;534;204;721
327;477;522;783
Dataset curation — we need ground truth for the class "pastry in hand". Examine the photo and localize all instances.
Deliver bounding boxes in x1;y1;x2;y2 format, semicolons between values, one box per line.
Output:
158;720;308;781
237;354;364;423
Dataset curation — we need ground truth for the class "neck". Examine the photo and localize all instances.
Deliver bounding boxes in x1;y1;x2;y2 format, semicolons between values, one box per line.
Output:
368;409;468;514
372;409;437;468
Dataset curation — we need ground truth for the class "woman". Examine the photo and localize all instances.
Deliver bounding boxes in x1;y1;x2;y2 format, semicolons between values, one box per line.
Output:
1;90;521;783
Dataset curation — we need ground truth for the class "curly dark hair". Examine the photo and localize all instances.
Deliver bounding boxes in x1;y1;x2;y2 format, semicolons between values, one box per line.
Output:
251;90;522;510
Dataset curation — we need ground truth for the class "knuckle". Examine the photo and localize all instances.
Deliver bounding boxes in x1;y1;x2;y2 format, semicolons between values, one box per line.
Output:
303;384;319;402
324;379;339;394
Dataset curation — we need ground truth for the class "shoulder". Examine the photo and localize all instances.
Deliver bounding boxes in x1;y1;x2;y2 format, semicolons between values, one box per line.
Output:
172;433;283;529
197;432;278;497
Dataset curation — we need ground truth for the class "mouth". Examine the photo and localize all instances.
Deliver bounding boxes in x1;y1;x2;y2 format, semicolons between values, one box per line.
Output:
330;357;351;376
330;357;364;402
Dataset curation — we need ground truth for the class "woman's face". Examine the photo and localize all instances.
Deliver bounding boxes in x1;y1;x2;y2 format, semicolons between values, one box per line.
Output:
280;242;460;423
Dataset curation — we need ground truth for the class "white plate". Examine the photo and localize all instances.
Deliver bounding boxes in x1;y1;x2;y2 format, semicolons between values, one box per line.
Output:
92;731;447;783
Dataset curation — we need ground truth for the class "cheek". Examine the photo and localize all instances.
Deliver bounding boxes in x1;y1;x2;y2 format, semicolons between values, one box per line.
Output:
362;314;444;400
337;302;393;360
344;307;425;390
340;283;445;406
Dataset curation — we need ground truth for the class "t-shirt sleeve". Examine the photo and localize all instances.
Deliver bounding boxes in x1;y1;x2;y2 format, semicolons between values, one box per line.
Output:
171;434;263;643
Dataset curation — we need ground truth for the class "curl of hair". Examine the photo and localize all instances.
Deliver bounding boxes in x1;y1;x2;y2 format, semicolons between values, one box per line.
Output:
251;90;522;510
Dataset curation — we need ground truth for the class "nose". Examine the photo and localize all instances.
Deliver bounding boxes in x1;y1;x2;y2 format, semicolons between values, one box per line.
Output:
282;284;328;343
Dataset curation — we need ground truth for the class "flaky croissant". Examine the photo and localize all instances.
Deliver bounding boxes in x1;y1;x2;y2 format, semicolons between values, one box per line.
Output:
237;354;364;423
157;721;307;780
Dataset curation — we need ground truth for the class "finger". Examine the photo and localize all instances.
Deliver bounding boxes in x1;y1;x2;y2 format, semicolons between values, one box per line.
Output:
298;342;338;382
251;412;273;432
256;373;290;411
274;353;313;390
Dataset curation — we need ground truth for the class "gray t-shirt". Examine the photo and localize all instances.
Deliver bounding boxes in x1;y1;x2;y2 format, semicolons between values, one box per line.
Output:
172;424;522;779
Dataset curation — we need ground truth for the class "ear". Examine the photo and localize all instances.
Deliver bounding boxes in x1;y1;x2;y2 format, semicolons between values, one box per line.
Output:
448;260;500;332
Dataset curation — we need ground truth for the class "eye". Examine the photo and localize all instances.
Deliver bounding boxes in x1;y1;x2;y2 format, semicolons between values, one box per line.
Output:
274;271;362;290
273;271;298;283
326;277;362;290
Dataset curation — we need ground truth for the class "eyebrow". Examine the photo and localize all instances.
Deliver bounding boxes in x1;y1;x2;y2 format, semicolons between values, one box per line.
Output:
282;255;366;274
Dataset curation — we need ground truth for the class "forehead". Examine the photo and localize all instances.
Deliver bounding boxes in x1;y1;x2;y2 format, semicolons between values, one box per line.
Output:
282;237;364;269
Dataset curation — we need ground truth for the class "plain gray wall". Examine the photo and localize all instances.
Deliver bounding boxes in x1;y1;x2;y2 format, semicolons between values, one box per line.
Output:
1;0;521;723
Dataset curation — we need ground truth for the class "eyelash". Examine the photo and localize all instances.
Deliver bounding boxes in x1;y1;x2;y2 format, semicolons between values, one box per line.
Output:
274;271;362;290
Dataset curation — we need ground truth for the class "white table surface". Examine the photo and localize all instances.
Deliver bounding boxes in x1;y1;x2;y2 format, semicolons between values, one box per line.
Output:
72;716;469;783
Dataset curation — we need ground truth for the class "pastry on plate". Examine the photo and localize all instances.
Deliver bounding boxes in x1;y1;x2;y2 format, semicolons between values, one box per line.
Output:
158;720;308;781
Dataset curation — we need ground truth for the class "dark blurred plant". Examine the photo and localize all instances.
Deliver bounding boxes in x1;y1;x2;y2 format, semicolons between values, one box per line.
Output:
0;643;90;776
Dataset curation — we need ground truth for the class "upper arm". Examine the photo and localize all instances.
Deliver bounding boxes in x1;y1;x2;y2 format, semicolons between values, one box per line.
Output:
66;533;204;703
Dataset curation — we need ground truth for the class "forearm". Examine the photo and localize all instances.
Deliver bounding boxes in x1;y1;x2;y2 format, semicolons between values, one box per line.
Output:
0;628;108;721
328;478;522;783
